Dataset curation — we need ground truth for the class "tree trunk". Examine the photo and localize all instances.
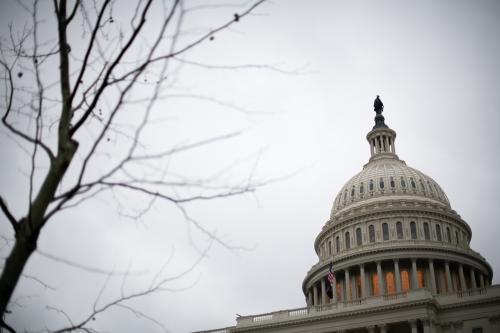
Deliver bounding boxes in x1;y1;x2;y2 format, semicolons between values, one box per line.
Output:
0;235;37;316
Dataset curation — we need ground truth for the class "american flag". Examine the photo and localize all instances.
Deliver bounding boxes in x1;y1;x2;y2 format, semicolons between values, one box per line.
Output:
327;262;335;284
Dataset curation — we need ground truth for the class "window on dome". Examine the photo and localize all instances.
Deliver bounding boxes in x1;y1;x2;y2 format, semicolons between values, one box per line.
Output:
360;183;364;194
343;189;347;202
447;227;451;243
400;270;410;291
417;269;425;288
419;179;426;192
328;241;332;255
379;178;384;189
427;181;434;196
436;224;442;241
371;273;379;296
382;223;389;240
410;177;416;189
369;180;374;191
424;223;430;240
396;222;403;239
410;222;417;239
390;177;395;188
345;232;351;250
356;228;362;246
351;186;355;197
401;177;406;188
369;225;375;243
336;236;340;252
455;231;460;244
386;272;395;294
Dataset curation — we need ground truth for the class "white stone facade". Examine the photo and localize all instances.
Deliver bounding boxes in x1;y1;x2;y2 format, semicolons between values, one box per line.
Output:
195;113;500;333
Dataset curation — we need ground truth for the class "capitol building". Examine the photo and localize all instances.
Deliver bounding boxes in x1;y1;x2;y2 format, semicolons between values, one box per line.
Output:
196;101;500;333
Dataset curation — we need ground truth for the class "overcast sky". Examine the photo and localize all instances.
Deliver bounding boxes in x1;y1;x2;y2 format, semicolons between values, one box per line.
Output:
1;0;500;332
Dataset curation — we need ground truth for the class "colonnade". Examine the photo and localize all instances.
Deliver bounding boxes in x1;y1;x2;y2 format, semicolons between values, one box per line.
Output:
307;258;489;306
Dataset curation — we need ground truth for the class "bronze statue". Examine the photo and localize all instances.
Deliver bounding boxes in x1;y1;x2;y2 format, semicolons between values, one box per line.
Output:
374;95;384;114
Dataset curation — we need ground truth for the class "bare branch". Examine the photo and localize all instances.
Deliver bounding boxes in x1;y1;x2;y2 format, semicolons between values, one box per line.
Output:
0;197;18;232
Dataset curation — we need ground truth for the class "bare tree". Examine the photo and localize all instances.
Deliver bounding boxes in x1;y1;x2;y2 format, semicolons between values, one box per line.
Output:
0;0;269;330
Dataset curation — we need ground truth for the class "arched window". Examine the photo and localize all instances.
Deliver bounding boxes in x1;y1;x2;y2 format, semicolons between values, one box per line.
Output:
382;223;389;240
410;177;416;189
436;224;442;241
360;183;364;194
369;225;375;243
379;177;385;189
446;227;451;243
390;177;395;188
369;180;374;191
345;232;351;250
356;228;362;246
419;179;426;193
336;236;340;252
400;177;406;188
417;269;425;288
351;186;355;198
424;222;430;240
455;230;460;244
328;241;332;255
396;222;403;239
410;222;417;239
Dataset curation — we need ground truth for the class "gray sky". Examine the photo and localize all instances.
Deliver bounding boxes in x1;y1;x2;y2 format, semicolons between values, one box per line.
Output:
1;0;500;332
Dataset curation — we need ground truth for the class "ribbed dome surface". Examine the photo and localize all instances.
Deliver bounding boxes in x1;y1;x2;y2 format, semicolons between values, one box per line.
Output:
331;157;450;217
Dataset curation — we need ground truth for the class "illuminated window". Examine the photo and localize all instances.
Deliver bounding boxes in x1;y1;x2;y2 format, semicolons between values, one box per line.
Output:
436;224;442;241
410;222;417;239
424;223;430;240
386;271;395;294
336;282;341;300
396;222;403;239
356;228;362;246
401;270;410;291
372;273;379;296
417;269;425;288
369;225;375;243
382;223;389;240
356;276;361;299
345;232;350;250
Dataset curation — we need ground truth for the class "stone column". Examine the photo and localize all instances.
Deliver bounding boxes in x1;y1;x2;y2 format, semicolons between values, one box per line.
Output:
331;275;338;304
458;264;466;291
409;320;418;333
345;269;351;301
307;290;313;306
360;264;366;298
321;278;327;305
479;272;485;288
469;267;477;289
422;319;431;333
445;261;453;292
411;258;418;289
379;324;387;333
376;261;384;295
428;259;437;294
394;259;402;293
313;284;318;306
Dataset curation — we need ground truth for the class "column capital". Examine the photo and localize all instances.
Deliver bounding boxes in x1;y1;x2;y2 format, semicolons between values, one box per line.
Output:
428;258;434;264
359;263;365;268
408;319;418;328
393;258;399;264
411;257;417;263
